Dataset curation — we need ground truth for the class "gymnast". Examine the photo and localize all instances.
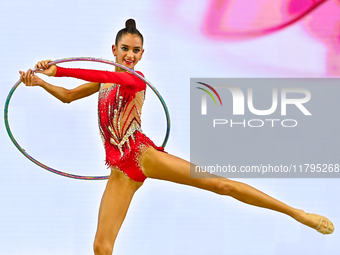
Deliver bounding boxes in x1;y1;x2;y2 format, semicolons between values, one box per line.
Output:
19;19;334;255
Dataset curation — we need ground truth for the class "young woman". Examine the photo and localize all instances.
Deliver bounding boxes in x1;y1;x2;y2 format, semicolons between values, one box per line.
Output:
19;19;334;255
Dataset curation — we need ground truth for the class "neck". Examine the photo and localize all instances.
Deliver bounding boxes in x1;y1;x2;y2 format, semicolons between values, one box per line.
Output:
115;66;133;72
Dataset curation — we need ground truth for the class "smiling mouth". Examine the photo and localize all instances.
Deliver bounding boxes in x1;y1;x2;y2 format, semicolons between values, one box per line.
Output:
124;59;133;64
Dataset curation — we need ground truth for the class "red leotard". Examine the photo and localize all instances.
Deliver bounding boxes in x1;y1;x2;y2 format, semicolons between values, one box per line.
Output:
55;66;166;182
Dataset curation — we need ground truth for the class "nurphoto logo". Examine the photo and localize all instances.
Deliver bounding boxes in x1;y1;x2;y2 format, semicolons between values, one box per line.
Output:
197;82;312;128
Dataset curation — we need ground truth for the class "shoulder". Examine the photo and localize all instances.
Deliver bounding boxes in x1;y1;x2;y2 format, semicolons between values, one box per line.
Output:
135;71;144;77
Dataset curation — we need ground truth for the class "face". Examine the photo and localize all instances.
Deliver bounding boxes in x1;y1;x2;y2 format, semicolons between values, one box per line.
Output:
112;33;144;71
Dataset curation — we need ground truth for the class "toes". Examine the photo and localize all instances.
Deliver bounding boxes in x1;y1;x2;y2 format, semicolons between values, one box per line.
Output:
317;217;335;234
327;220;335;234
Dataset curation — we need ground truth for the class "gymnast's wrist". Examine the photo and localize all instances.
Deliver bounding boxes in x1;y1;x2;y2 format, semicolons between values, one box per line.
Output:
54;65;63;77
39;80;48;88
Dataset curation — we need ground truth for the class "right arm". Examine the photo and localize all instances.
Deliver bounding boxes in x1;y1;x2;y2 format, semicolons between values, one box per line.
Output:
19;69;100;104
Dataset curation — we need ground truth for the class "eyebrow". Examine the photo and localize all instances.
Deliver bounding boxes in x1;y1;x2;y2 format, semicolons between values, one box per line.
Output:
121;44;141;49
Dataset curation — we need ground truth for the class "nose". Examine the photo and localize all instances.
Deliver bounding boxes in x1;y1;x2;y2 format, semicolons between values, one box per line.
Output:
127;50;134;59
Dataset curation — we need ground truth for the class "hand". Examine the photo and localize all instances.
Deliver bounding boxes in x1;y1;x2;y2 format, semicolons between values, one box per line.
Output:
34;59;57;76
19;69;45;87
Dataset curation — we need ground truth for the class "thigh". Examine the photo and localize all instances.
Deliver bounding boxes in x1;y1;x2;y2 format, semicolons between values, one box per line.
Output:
140;147;224;192
95;169;143;248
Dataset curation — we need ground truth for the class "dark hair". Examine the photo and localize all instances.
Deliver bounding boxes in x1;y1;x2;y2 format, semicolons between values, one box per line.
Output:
115;19;144;46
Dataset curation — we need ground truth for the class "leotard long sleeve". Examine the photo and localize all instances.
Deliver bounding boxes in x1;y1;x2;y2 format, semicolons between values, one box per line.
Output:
55;66;146;93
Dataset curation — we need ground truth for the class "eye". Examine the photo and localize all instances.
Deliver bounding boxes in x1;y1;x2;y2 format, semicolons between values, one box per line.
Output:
121;46;128;51
133;49;140;53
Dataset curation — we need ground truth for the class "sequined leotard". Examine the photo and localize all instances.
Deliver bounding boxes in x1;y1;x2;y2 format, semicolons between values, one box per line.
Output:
55;66;165;182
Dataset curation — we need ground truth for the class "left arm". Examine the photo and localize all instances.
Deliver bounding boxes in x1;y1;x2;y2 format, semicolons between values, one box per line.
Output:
36;60;145;91
54;66;145;88
36;60;145;89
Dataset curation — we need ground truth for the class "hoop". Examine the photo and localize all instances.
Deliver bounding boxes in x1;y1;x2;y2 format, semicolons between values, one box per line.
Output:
4;57;171;180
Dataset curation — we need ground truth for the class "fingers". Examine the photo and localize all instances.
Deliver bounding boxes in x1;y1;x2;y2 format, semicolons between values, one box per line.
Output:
19;59;54;86
35;59;52;71
19;69;36;86
19;70;25;83
33;59;56;76
35;59;50;70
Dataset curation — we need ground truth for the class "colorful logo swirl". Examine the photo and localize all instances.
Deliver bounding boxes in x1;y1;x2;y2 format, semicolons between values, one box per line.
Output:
196;82;223;106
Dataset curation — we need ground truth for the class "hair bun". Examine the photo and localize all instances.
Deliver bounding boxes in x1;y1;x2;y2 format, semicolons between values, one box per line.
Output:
125;19;136;28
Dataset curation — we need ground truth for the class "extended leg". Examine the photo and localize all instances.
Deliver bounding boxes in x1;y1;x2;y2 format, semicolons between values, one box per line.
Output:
141;148;334;234
93;169;143;255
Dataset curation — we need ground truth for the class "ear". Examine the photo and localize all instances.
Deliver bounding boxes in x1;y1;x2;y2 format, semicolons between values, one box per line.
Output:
139;48;145;61
112;44;117;57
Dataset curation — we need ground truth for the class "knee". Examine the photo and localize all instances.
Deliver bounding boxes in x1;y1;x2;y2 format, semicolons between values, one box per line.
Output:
93;238;114;255
212;179;236;195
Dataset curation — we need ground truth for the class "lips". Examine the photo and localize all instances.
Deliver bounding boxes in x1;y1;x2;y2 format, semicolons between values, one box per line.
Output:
124;59;133;65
